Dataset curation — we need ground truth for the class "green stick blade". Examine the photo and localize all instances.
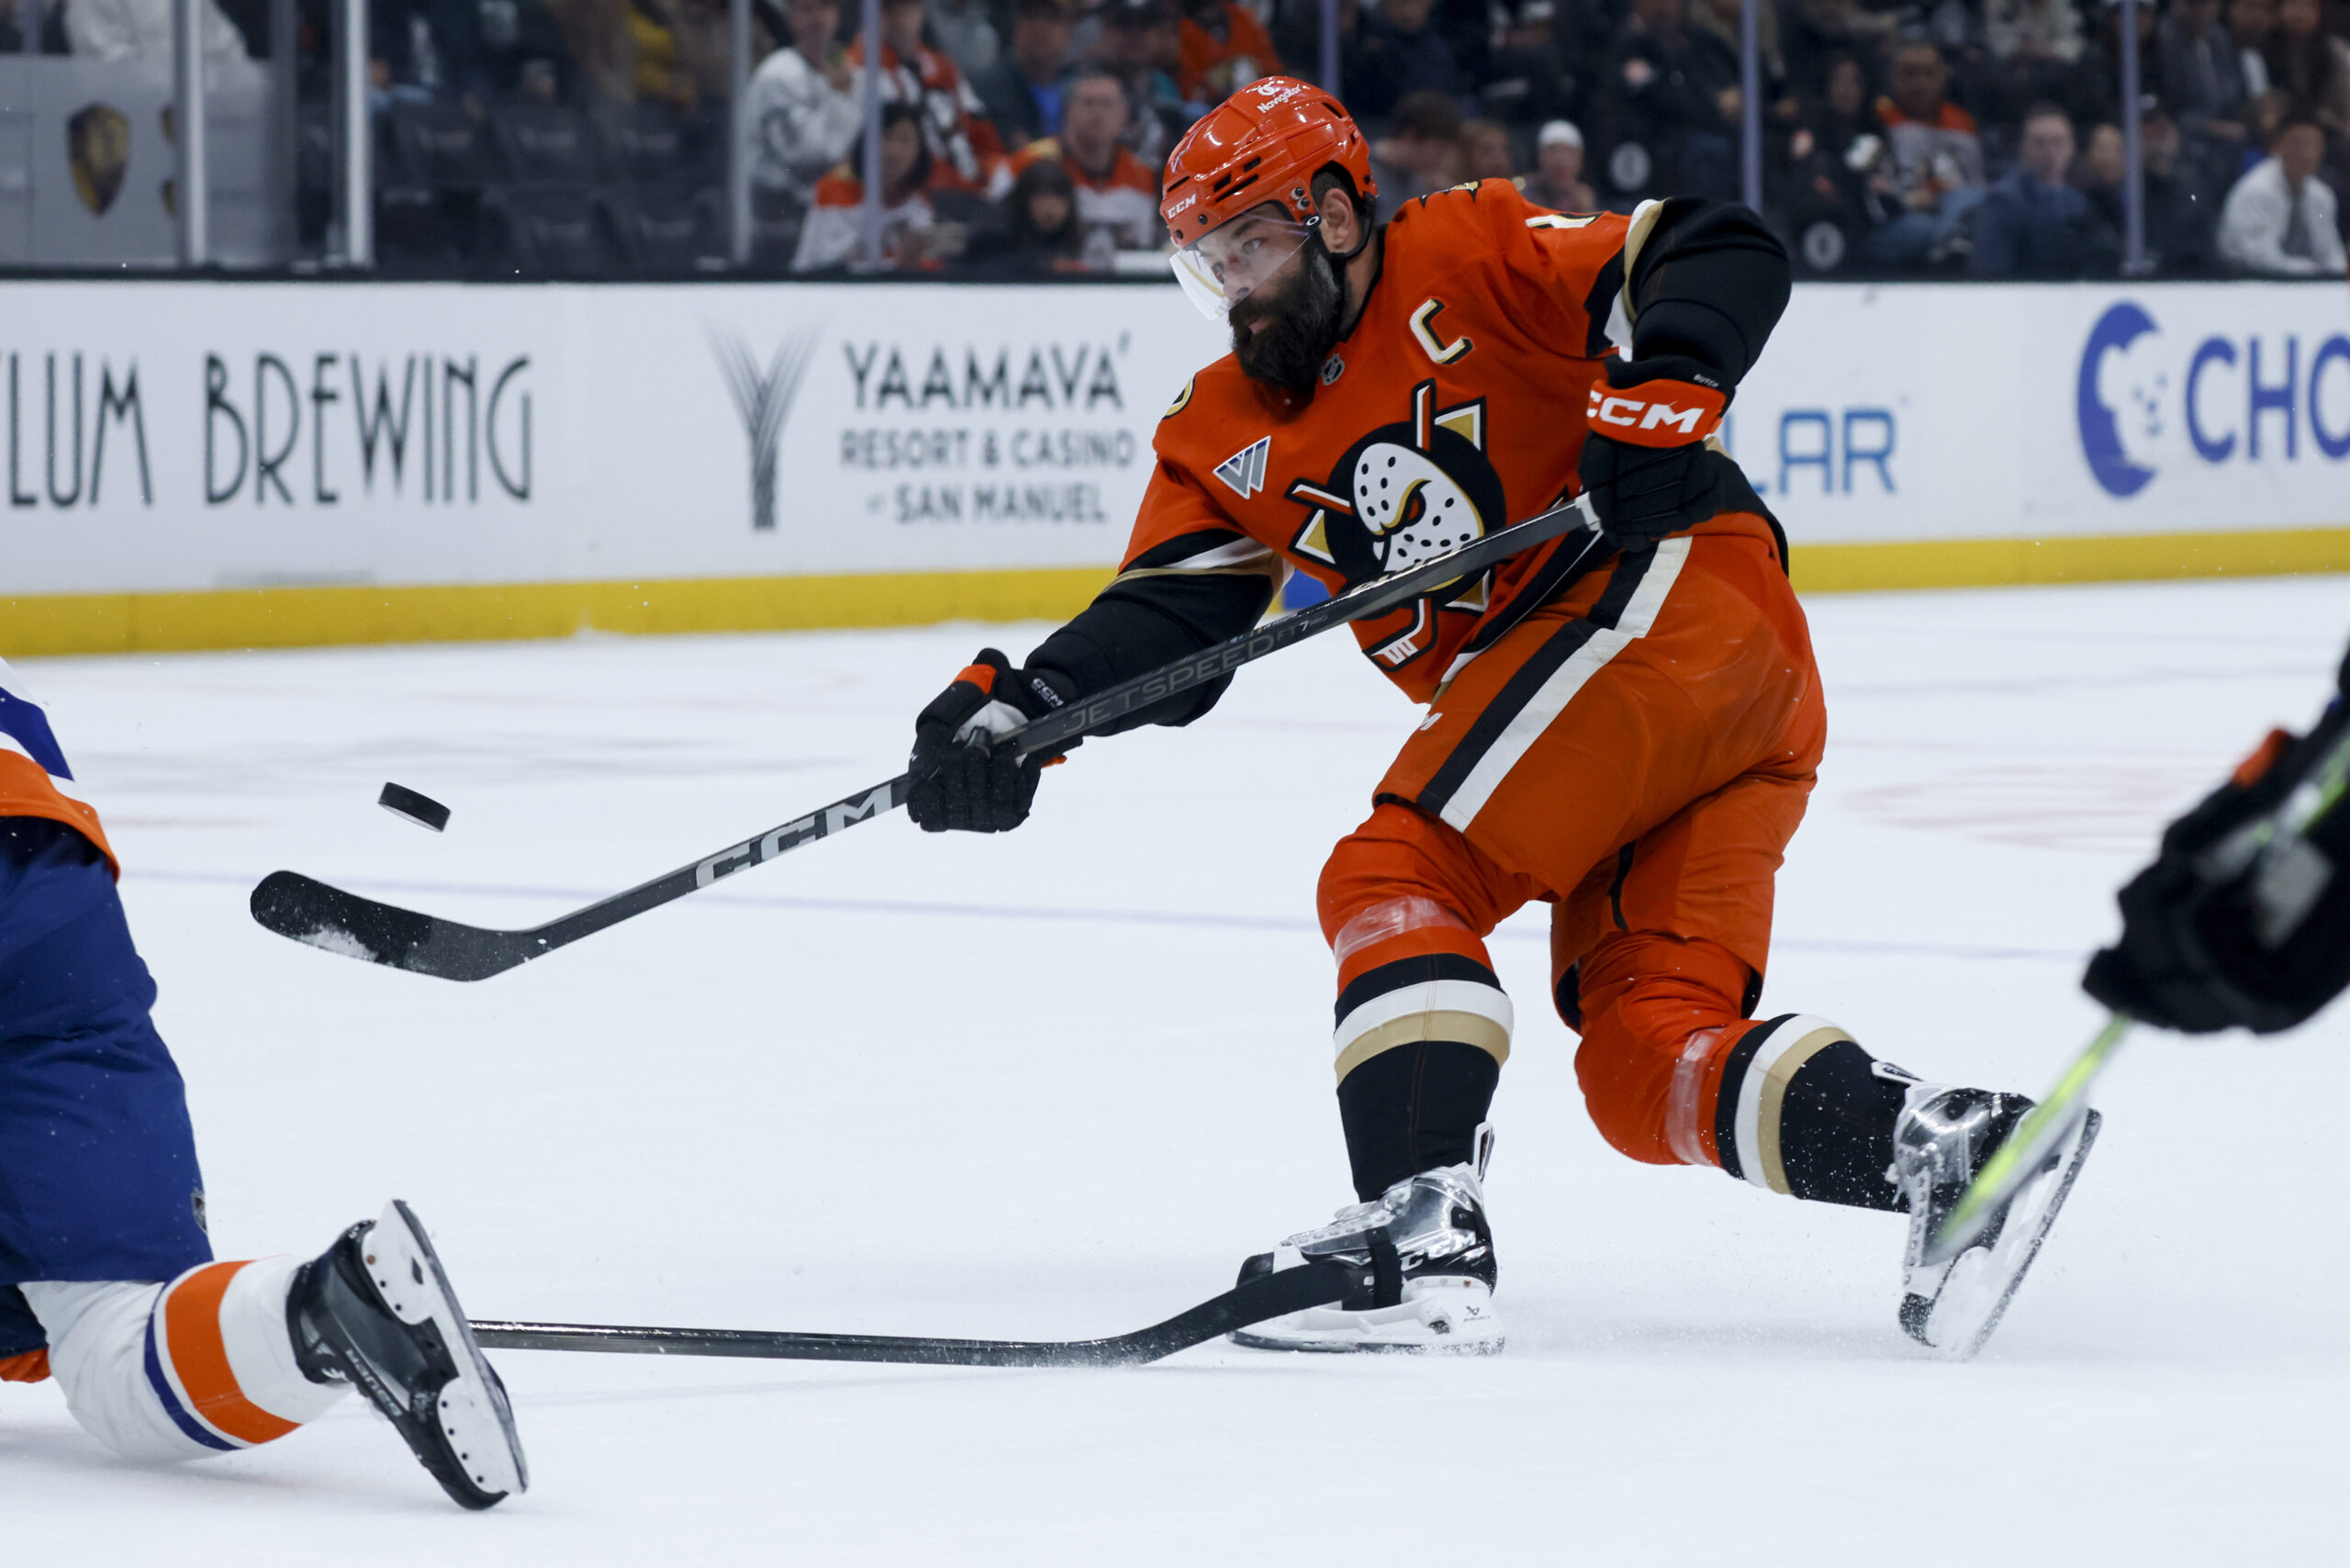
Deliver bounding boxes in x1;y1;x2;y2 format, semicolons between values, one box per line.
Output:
1926;1014;2130;1265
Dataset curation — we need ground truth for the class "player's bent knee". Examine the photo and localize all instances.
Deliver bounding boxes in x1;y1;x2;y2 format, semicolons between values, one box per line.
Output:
1319;809;1500;984
1573;1014;1694;1167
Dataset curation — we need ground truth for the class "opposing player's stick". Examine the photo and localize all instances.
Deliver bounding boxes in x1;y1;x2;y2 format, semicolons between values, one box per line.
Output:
251;494;1605;981
1934;709;2350;1262
470;1260;1352;1368
1925;1013;2130;1265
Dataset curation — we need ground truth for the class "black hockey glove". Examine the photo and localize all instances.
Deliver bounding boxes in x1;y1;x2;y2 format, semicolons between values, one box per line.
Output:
906;648;1078;834
1578;355;1730;548
2083;658;2350;1034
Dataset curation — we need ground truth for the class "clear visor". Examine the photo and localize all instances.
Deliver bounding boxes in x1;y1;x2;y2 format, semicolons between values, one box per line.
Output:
1168;214;1318;324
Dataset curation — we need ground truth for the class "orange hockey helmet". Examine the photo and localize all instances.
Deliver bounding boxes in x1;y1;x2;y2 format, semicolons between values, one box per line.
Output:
1159;76;1377;245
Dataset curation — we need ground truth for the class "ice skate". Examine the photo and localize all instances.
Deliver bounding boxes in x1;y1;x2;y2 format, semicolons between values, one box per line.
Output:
289;1199;529;1509
1231;1164;1503;1354
1895;1087;2100;1361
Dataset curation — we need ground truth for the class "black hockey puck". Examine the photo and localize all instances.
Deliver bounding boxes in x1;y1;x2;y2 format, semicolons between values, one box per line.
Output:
379;782;452;833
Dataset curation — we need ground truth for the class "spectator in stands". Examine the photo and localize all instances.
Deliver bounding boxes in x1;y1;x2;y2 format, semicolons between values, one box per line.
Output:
2231;0;2277;97
968;155;1091;274
1792;48;1875;161
2074;118;2126;223
1980;0;2084;111
976;0;1074;149
2161;0;2255;196
2072;0;2162;130
1970;102;2110;275
1481;0;1576;125
1173;0;1281;102
1038;64;1164;252
1780;50;1879;266
1430;0;1497;95
1782;0;1889;107
928;0;1001;80
1462;118;1519;182
855;0;1009;190
371;0;568;108
543;0;706;108
1862;39;1987;265
2128;108;2221;271
1371;89;1466;202
1094;0;1191;163
1354;0;1466;112
1524;117;1598;207
441;0;576;108
796;99;959;269
1296;0;1406;118
368;0;448;106
1606;0;1744;199
1689;0;1784;106
71;0;264;86
654;0;764;110
2218;113;2347;271
2264;0;2350;140
747;0;861;207
2248;83;2295;141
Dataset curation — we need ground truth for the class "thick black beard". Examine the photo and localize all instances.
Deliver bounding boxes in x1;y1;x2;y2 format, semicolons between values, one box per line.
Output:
1230;246;1345;392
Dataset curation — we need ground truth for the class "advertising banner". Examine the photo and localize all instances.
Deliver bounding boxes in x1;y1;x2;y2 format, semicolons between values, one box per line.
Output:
1729;281;2350;545
2;275;2344;650
0;280;1226;599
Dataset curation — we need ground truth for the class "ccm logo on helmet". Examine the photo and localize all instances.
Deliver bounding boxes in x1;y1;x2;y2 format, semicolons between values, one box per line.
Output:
1583;381;1727;447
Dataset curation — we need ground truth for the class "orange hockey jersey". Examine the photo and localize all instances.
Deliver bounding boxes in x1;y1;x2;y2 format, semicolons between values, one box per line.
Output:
1130;180;1648;705
0;656;118;876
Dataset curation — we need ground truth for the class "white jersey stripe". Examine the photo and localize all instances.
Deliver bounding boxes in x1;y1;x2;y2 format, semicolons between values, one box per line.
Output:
1732;1014;1848;1193
1333;978;1516;1058
1437;536;1690;832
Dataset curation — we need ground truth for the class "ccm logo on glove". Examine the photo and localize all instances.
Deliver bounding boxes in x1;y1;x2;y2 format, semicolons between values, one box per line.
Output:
1584;379;1727;447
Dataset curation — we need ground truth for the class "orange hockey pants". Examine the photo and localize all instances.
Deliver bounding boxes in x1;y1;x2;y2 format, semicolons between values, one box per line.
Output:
1319;519;1827;1169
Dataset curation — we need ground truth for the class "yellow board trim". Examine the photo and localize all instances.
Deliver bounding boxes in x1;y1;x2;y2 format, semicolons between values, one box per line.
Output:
0;567;1115;658
1790;526;2350;594
6;526;2349;657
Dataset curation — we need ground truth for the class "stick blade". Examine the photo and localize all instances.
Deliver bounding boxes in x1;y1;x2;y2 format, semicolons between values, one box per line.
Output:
249;871;535;981
1925;1015;2131;1265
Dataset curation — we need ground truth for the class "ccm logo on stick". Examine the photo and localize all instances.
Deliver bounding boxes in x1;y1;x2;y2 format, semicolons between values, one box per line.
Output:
694;786;895;887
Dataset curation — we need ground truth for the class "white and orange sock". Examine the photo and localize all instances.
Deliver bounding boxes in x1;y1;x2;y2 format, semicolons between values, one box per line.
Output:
24;1259;346;1463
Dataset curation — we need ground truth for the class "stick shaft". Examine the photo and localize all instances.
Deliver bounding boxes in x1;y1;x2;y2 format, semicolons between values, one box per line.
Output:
468;1261;1353;1368
253;499;1602;979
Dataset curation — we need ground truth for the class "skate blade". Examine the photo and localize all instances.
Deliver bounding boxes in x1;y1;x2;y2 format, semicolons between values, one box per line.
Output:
369;1199;531;1503
1229;1280;1505;1355
1921;1109;2101;1361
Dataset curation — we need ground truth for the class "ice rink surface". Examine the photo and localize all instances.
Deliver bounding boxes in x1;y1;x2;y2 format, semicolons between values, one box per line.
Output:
5;575;2347;1564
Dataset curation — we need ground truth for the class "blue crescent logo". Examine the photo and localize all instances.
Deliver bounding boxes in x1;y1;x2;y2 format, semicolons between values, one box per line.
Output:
2077;301;2159;498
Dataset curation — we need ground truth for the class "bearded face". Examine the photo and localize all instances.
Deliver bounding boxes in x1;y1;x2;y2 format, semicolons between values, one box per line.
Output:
1228;240;1346;393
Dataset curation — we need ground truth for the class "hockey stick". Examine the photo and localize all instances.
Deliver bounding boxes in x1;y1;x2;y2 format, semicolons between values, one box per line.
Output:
469;1260;1353;1368
251;494;1605;981
1924;1013;2130;1265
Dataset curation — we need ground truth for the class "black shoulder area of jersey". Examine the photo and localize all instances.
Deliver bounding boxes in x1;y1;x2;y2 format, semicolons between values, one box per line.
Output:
1626;198;1790;387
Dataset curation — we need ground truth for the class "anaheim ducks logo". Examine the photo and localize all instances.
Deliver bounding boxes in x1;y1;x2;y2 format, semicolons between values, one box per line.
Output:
67;104;130;217
1284;379;1502;669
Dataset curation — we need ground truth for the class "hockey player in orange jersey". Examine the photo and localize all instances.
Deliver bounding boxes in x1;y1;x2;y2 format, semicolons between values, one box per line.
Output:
904;79;2098;1359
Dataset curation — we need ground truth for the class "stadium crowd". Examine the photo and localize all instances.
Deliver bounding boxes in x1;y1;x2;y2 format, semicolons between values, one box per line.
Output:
11;0;2342;275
